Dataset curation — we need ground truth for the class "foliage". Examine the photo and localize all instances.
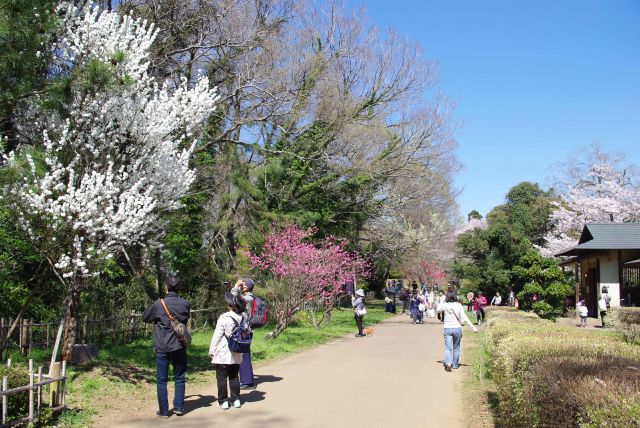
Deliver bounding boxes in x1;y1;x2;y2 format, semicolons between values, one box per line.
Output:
247;225;369;337
0;0;57;151
512;249;573;317
611;307;640;343
453;182;554;297
0;364;29;420
485;310;640;428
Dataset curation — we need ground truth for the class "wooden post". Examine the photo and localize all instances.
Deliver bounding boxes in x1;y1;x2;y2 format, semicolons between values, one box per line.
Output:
18;318;23;355
49;319;64;373
46;322;50;349
28;369;34;423
37;366;43;412
61;360;67;407
28;319;33;356
2;376;7;425
49;362;61;407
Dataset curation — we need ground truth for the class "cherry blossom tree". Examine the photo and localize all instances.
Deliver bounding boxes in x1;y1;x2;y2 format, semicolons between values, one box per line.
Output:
540;156;640;257
455;217;488;236
406;259;447;286
1;3;219;361
248;225;369;338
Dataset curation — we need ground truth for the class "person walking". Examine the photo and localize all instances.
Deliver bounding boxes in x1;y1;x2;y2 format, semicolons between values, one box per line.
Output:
384;282;397;313
400;287;410;315
598;295;607;328
490;292;502;306
507;288;515;307
352;288;366;337
436;290;446;323
466;290;474;312
209;292;247;410
142;276;191;418
409;292;419;324
436;290;477;372
475;292;487;325
416;291;426;324
230;278;256;390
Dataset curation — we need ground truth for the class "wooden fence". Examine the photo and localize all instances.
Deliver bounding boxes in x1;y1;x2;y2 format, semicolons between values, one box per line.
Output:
0;359;67;427
1;307;221;355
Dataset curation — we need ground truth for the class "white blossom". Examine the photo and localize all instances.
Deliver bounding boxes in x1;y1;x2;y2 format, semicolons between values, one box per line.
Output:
539;163;640;257
4;2;220;279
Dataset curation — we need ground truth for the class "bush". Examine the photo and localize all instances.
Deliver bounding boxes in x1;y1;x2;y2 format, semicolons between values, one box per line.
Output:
613;307;640;343
618;307;640;325
0;364;30;420
532;301;555;319
485;310;640;427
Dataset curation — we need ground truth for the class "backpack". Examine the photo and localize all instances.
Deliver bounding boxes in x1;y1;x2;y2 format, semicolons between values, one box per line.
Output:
226;317;253;353
249;297;269;328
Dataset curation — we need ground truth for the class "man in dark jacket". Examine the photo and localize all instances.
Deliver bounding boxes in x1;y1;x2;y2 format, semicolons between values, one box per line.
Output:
399;287;410;315
142;276;190;418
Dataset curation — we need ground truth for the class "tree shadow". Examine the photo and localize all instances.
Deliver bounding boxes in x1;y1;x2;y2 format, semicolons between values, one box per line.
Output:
486;390;505;427
69;359;156;383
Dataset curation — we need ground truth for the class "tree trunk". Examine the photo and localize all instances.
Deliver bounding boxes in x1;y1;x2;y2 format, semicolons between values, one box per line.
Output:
61;276;83;363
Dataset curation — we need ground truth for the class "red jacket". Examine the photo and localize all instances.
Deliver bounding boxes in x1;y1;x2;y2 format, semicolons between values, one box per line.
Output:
474;296;487;311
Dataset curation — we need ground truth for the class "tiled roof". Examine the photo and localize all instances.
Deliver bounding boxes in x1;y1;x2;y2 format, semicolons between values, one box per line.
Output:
556;223;640;256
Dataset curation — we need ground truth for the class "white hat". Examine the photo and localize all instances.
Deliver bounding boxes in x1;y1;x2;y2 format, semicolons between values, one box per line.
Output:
355;289;365;297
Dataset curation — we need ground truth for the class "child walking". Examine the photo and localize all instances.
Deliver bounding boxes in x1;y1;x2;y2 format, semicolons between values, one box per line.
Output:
577;299;588;327
209;292;247;410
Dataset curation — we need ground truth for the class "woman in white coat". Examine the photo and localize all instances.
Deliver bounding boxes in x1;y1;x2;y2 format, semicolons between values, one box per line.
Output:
436;290;477;372
209;292;247;410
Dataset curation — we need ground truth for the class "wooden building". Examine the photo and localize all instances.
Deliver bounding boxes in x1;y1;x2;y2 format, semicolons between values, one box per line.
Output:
556;223;640;316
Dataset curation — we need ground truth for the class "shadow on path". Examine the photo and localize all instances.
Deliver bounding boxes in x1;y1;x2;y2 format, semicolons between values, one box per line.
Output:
184;394;215;414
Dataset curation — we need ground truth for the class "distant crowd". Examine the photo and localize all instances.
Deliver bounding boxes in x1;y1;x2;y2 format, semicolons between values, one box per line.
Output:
382;280;517;326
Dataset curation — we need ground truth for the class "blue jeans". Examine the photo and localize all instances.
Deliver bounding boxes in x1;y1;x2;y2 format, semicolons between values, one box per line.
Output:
156;348;187;415
443;328;462;368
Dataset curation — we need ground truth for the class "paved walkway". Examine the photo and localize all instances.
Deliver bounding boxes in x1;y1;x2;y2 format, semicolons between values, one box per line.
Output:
104;315;468;428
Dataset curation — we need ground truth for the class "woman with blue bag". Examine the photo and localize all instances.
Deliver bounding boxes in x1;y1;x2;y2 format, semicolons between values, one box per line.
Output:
209;292;249;410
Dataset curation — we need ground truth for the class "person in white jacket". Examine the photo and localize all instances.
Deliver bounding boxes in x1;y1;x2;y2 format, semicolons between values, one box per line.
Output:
209;292;247;410
436;290;477;372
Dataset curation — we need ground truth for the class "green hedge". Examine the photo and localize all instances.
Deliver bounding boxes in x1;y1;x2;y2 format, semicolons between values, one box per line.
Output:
0;365;29;421
484;309;640;428
618;307;640;325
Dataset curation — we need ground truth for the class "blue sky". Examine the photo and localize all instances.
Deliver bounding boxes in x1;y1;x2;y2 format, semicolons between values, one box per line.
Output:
354;0;640;219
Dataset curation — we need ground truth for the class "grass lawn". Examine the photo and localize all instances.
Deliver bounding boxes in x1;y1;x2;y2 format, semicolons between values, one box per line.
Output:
461;311;496;428
4;300;392;427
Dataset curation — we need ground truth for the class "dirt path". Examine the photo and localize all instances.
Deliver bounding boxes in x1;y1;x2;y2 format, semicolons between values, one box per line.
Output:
101;315;469;427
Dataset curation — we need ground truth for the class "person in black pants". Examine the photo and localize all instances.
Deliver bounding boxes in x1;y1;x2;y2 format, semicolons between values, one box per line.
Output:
142;276;191;418
352;289;366;337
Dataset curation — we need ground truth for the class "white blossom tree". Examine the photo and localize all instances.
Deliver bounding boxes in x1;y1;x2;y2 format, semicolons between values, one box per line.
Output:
2;3;219;361
540;151;640;257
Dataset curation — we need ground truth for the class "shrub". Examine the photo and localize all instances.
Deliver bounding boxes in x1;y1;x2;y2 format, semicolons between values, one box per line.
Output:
485;311;640;427
532;301;555;319
613;307;640;343
0;364;30;420
618;307;640;325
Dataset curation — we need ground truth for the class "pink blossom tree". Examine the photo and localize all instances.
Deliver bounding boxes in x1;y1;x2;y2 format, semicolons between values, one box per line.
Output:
248;225;369;338
408;259;447;286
